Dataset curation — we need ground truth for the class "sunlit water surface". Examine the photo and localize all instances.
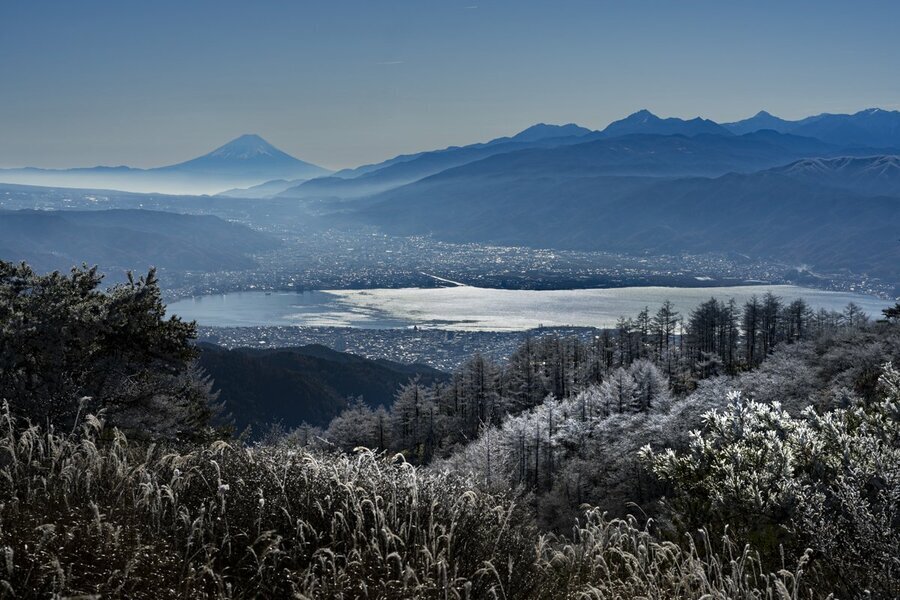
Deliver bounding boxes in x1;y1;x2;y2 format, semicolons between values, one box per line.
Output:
167;285;894;332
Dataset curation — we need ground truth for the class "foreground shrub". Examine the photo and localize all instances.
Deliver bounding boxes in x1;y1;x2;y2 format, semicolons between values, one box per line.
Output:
0;261;216;437
642;365;900;598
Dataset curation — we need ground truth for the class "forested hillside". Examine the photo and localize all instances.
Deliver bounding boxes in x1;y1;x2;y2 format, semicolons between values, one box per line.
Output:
317;294;886;466
198;343;446;434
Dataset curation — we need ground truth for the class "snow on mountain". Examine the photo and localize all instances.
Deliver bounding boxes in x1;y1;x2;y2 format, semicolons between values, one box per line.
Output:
598;109;732;138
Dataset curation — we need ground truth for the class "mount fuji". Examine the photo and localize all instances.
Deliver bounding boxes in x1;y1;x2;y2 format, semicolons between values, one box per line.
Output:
0;134;330;195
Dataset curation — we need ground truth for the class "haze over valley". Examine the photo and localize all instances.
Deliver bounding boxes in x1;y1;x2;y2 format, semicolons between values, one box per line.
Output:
4;106;900;296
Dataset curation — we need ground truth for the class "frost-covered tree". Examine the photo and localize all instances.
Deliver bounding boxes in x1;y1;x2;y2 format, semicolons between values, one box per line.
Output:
842;301;869;329
743;295;762;367
784;298;811;342
391;378;438;462
598;367;637;415
281;421;325;448
651;300;679;369
506;338;545;410
325;397;385;451
628;359;672;413
882;301;900;322
642;366;900;597
685;298;739;378
759;292;782;356
458;353;502;427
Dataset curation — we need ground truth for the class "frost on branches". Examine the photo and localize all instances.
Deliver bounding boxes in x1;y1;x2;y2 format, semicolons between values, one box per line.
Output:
642;365;900;597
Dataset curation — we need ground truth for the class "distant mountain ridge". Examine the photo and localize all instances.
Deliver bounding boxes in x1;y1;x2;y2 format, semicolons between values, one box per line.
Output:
218;178;305;199
0;208;279;274
349;153;900;283
765;155;900;195
723;108;900;147
225;108;900;200
249;114;739;200
333;122;595;179
0;134;330;195
271;123;599;200
721;110;797;135
596;109;732;138
491;123;593;144
370;129;842;185
4;107;900;200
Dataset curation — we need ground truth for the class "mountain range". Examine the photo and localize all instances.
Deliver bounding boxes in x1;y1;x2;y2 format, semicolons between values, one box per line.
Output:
220;107;900;201
3;108;900;198
722;108;900;147
766;155;900;196
352;154;900;283
262;123;597;200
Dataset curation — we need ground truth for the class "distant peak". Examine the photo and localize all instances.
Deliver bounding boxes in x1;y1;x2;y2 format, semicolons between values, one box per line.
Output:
853;107;898;117
520;122;584;131
221;133;273;149
519;122;551;131
232;133;266;143
510;122;591;141
629;109;658;119
208;134;284;159
754;110;774;118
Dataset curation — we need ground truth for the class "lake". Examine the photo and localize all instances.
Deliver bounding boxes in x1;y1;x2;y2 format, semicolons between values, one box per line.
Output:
166;285;895;332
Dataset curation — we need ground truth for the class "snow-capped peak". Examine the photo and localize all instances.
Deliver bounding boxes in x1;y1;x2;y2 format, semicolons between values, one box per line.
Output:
207;134;282;160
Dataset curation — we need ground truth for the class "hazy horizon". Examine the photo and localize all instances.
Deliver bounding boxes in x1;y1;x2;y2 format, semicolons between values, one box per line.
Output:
3;0;900;170
2;105;898;174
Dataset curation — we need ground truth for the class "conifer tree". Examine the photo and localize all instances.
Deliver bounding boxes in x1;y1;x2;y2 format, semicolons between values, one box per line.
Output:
0;261;217;438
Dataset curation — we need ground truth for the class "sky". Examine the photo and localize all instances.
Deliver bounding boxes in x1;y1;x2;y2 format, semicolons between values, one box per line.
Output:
2;0;900;170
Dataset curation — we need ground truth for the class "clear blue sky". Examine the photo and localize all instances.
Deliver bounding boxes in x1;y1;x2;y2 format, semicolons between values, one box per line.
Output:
2;0;899;170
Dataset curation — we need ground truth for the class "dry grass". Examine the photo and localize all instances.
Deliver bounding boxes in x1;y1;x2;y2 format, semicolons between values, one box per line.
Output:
0;405;823;599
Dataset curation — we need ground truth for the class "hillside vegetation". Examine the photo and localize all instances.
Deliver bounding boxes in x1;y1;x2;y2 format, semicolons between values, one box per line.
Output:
1;262;899;598
198;343;446;434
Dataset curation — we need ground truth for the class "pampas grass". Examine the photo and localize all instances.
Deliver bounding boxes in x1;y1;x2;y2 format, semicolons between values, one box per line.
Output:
0;404;819;599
